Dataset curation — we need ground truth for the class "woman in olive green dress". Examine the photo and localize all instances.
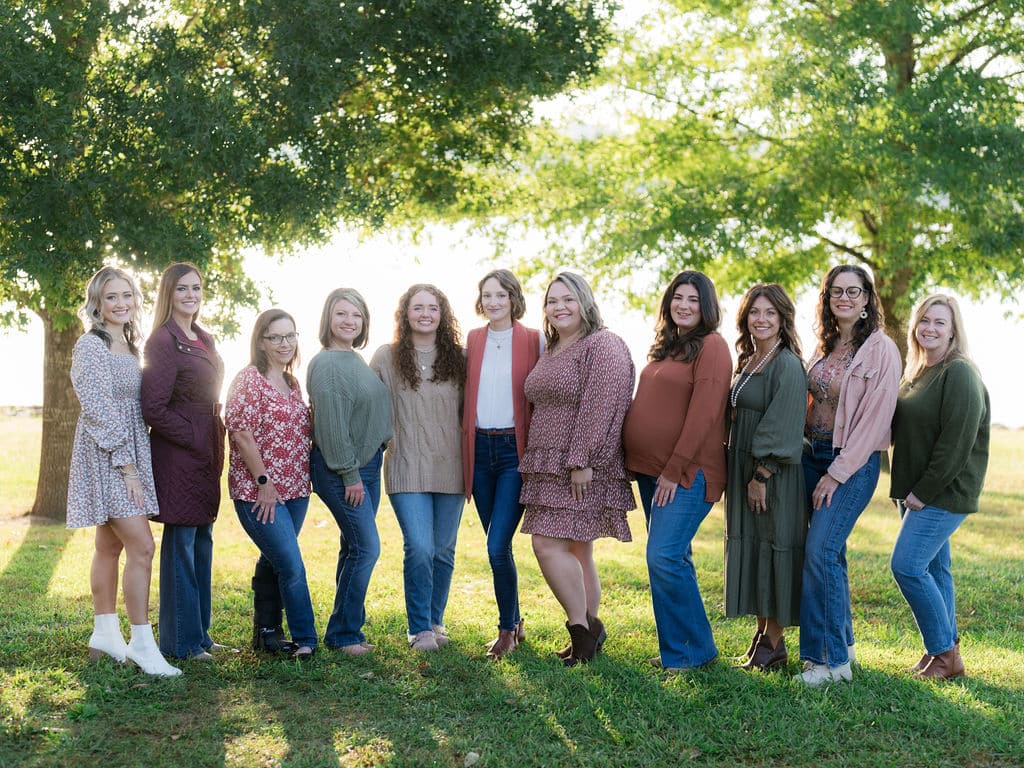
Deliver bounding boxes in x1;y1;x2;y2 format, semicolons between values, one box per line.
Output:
725;284;808;671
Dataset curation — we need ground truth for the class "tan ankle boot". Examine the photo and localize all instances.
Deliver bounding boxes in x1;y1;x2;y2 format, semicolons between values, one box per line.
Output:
915;646;965;680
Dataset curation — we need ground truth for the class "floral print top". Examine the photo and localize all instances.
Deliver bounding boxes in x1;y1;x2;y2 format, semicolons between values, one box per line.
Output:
225;365;311;502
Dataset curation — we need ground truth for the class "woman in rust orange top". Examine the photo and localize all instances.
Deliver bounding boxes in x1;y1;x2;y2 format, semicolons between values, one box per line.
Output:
623;270;731;670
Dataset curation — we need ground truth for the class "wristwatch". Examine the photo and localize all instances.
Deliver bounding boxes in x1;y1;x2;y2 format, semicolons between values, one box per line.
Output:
753;469;770;484
256;474;269;486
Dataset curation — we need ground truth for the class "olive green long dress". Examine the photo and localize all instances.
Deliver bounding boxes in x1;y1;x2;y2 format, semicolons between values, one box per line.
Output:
724;348;809;627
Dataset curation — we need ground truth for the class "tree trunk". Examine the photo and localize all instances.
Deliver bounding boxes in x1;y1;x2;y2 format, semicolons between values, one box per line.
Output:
31;313;80;522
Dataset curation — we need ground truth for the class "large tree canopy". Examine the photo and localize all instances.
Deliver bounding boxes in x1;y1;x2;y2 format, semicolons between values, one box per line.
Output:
468;0;1024;346
0;0;613;518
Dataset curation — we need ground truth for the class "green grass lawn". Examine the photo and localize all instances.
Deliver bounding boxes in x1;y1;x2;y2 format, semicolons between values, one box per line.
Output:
1;413;1022;767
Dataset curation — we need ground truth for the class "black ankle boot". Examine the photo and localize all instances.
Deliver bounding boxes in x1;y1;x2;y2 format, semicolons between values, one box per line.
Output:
253;625;298;654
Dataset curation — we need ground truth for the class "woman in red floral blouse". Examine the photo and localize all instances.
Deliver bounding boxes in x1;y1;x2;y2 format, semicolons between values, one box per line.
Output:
225;308;315;660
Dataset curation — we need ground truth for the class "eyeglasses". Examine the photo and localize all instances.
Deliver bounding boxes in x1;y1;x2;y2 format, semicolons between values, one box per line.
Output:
263;333;298;345
828;286;864;299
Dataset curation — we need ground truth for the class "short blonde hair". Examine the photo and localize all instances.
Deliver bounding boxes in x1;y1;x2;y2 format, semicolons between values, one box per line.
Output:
318;288;370;349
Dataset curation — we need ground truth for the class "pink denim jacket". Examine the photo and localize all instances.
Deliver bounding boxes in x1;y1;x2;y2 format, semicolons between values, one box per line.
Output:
807;328;902;483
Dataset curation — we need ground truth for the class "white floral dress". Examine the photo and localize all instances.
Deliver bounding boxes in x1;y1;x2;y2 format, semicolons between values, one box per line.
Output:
66;333;159;528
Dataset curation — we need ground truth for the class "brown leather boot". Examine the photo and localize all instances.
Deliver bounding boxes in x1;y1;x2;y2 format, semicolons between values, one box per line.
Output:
741;634;788;671
906;652;930;673
557;612;605;659
909;637;959;674
587;613;607;654
563;622;598;667
733;628;763;664
486;629;518;660
915;646;965;680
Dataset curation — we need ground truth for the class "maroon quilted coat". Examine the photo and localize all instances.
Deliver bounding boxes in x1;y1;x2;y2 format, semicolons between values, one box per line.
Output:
141;320;225;525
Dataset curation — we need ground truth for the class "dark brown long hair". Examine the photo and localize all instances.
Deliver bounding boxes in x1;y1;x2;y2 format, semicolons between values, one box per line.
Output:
649;271;721;363
152;261;202;331
734;284;802;371
249;308;299;387
392;284;464;390
815;264;884;357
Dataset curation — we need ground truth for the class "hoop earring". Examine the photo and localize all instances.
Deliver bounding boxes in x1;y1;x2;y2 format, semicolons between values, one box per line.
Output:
859;309;868;320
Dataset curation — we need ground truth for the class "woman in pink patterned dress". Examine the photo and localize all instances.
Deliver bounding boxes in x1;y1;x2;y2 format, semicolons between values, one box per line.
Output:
67;266;181;676
225;309;315;660
519;271;636;665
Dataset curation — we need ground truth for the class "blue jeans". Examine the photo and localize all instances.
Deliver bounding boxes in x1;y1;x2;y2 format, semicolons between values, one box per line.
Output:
311;446;383;648
390;492;465;635
637;471;718;668
158;523;214;658
234;496;317;648
800;439;881;666
472;431;524;631
891;503;965;656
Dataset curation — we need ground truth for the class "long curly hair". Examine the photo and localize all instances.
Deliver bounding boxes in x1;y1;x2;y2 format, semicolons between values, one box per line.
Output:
734;284;802;372
79;266;145;356
649;270;722;363
815;264;884;357
249;308;300;387
392;284;464;390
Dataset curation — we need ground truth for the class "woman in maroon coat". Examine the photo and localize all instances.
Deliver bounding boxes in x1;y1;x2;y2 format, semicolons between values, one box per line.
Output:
141;262;225;660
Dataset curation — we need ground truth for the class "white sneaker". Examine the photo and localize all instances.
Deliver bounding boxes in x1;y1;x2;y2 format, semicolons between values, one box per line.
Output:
794;661;852;687
127;624;183;677
409;630;439;652
847;645;857;665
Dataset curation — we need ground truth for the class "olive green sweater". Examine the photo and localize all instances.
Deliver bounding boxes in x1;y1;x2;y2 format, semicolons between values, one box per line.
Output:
307;349;392;487
889;358;990;514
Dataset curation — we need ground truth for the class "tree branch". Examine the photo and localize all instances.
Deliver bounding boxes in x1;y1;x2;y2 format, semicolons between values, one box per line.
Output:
622;84;783;145
860;209;879;237
818;234;865;261
942;32;985;73
945;0;1000;31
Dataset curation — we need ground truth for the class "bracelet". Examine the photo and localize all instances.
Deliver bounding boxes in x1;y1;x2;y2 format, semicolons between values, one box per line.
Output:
121;472;140;479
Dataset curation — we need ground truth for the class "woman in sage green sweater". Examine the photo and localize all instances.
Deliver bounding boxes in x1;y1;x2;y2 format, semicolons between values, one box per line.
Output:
308;288;392;656
890;294;990;681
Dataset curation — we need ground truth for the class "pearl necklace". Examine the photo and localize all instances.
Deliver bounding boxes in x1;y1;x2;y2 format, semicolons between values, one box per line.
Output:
730;338;782;408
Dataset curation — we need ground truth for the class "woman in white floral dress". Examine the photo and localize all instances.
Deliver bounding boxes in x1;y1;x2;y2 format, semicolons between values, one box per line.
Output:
66;266;180;676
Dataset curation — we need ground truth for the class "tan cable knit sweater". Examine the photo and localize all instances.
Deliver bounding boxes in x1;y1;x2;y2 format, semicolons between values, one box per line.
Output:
370;344;463;495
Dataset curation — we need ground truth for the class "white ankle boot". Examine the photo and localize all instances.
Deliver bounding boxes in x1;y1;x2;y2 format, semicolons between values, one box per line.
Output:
88;613;128;662
127;624;182;677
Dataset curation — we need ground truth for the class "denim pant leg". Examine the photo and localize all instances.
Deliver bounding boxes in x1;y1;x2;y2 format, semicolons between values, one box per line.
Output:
800;450;880;666
158;524;205;658
430;493;465;628
195;523;214;649
234;498;318;648
638;471;718;668
311;446;382;647
890;504;965;656
802;440;854;647
391;493;437;634
472;432;524;630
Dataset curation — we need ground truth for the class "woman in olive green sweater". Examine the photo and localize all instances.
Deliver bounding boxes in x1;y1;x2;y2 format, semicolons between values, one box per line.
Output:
889;294;990;681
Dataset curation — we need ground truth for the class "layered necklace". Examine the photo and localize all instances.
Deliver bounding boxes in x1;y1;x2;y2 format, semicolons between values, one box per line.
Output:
812;339;854;404
730;338;782;408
